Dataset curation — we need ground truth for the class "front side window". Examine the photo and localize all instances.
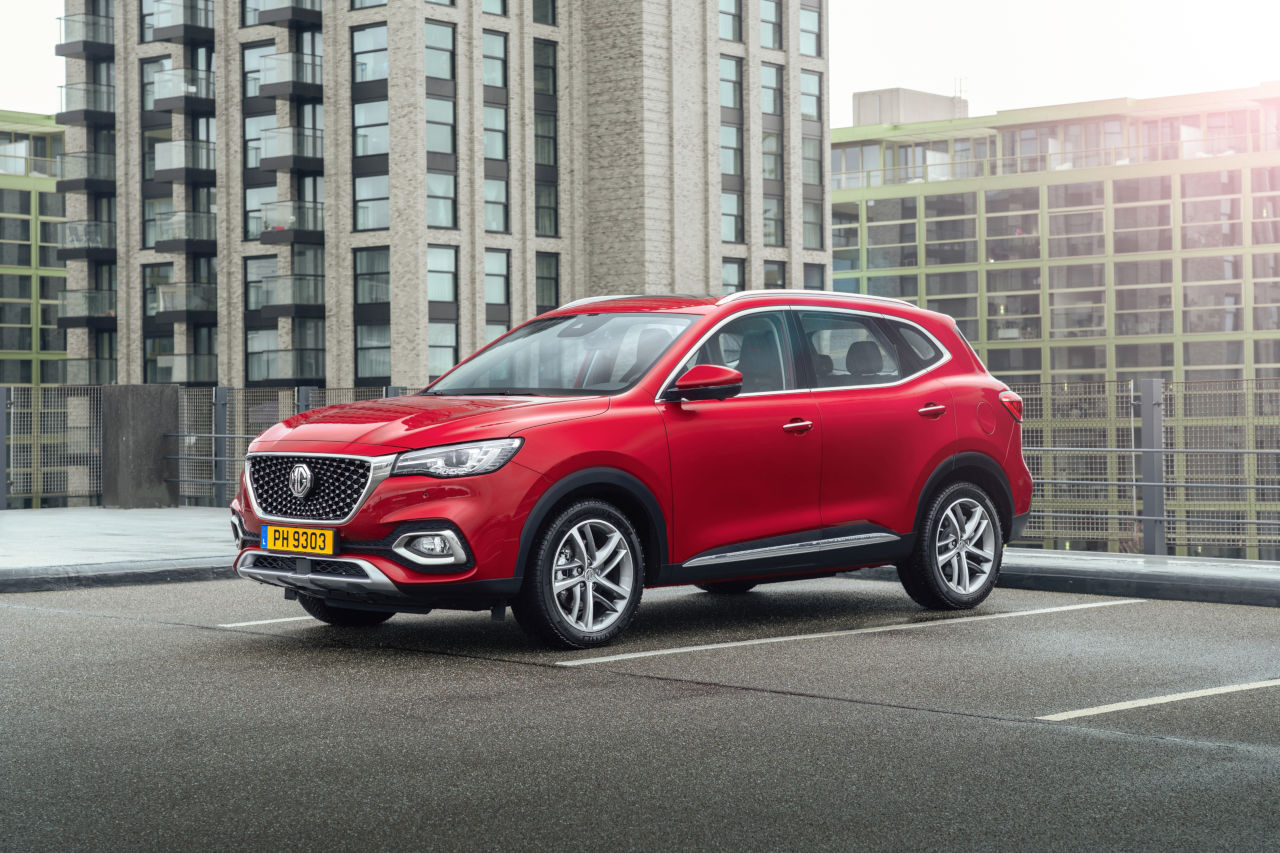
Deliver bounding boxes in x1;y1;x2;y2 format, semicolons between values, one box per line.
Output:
353;25;388;83
797;311;902;387
430;313;695;395
682;310;794;394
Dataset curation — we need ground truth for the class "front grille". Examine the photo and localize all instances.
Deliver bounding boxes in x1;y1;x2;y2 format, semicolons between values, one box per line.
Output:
247;554;369;579
312;560;368;578
250;555;297;572
249;454;372;521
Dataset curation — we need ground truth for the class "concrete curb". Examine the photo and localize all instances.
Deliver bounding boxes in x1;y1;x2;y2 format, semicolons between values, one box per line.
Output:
0;557;238;594
850;548;1280;609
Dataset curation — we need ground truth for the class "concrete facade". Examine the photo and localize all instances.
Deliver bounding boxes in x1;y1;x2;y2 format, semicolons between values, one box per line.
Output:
56;0;830;390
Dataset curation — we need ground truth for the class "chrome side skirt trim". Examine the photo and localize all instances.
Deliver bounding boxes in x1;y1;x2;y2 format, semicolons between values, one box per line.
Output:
234;551;402;595
683;532;900;569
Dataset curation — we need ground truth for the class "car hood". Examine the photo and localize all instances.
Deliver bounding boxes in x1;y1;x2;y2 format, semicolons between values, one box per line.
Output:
249;394;609;453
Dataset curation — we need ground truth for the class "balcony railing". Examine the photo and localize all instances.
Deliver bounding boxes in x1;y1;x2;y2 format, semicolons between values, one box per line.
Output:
260;126;323;161
156;353;218;384
58;290;117;321
260;53;323;88
154;0;214;30
260;0;322;11
154;211;217;246
59;83;115;115
247;349;325;382
260;201;324;234
155;140;216;172
58;14;114;45
0;154;61;178
63;358;117;386
831;132;1280;190
59;221;116;250
247;275;324;310
153;69;214;103
156;283;217;314
58;152;116;182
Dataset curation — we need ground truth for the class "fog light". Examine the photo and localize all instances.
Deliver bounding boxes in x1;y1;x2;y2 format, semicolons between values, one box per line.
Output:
409;534;453;558
391;529;468;567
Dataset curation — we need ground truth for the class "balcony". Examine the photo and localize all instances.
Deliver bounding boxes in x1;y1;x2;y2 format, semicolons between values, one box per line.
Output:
0;153;60;180
57;221;116;262
257;0;322;26
57;83;115;126
259;127;324;172
56;153;116;194
154;283;218;323
154;211;217;255
154;353;218;385
153;69;214;114
154;141;216;184
57;290;118;331
259;53;322;100
63;358;118;386
259;201;324;244
247;274;324;318
247;348;325;383
56;14;114;58
153;0;214;43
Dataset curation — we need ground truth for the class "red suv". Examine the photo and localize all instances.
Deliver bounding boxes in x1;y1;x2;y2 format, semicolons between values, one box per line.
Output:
232;291;1031;648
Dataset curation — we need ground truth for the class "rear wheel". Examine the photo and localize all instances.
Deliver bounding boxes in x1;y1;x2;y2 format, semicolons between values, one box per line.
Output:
696;580;758;594
298;594;397;627
898;481;1002;610
512;500;644;649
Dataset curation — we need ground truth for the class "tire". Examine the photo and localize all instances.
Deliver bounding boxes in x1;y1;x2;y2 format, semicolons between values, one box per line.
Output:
298;594;398;627
512;499;644;650
696;580;759;594
897;481;1003;610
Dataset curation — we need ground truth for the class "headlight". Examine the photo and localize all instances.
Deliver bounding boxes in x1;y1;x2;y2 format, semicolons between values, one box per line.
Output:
392;438;523;478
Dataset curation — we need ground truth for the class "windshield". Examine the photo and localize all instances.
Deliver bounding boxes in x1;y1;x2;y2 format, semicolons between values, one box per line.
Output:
428;313;696;396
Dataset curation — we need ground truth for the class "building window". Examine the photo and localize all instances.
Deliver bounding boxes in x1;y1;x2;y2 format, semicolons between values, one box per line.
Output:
353;25;388;83
536;182;558;237
533;0;556;25
721;192;743;243
764;260;786;288
356;324;391;379
722;258;745;294
719;0;741;41
244;256;277;310
242;1;262;26
142;198;172;249
428;322;457;378
355;175;390;231
800;71;821;121
352;0;387;7
427;245;457;301
531;40;557;98
762;130;782;180
761;64;782;115
483;106;507;160
482;31;507;88
799;7;821;56
720;125;742;176
427;173;456;229
245;328;279;381
802;137;822;185
355;247;390;304
242;43;273;98
142;263;174;318
484;179;509;232
244;185;276;239
804;264;825;291
483;0;507;15
485;250;510;304
353;100;389;156
140;0;158;42
243;114;274;168
424;22;455;80
535;113;557;167
761;0;782;49
426;0;454;5
719;57;742;110
141;57;171;110
763;195;784;246
536;252;559;312
142;126;170;180
803;201;823;249
426;98;456;154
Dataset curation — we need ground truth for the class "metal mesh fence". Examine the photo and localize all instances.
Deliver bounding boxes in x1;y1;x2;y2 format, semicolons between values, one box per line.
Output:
177;387;215;505
2;385;102;508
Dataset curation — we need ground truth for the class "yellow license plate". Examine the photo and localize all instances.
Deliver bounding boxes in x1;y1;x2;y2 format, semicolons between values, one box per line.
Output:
261;525;336;555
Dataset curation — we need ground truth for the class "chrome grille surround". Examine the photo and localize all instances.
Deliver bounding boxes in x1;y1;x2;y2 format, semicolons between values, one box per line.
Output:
244;451;396;525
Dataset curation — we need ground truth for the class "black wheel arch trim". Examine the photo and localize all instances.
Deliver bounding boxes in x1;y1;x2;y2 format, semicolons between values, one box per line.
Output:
916;452;1015;543
516;467;670;583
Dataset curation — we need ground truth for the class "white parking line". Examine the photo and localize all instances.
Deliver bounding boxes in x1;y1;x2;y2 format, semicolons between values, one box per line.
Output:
556;599;1145;667
218;616;314;628
1038;678;1280;722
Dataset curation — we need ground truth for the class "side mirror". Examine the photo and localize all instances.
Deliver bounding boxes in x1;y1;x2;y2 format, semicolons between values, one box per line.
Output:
660;364;743;403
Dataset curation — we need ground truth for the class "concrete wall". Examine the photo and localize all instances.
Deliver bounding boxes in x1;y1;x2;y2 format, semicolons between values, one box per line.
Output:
101;385;179;508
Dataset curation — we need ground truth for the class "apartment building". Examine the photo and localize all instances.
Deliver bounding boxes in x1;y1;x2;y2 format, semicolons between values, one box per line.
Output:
829;84;1280;387
53;0;829;389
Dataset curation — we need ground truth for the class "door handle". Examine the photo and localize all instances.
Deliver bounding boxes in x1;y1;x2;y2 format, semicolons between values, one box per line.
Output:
782;419;814;433
917;403;947;418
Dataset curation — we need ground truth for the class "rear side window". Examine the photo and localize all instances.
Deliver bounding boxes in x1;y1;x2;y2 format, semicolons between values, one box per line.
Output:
889;321;945;368
797;311;901;387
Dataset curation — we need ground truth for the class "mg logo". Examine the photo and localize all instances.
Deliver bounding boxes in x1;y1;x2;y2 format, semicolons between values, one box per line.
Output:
289;463;314;499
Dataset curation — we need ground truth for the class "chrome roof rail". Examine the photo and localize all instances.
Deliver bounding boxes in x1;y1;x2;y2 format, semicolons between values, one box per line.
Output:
555;294;644;311
715;288;911;307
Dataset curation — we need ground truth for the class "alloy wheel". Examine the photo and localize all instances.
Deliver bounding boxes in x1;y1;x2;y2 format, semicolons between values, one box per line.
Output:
934;497;997;595
550;518;637;633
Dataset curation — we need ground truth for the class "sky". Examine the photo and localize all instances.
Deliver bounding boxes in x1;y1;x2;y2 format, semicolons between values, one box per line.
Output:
1;2;1277;122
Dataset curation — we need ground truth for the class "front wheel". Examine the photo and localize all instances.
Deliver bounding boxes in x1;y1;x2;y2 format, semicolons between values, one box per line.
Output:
897;482;1003;610
512;500;644;649
298;594;398;627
